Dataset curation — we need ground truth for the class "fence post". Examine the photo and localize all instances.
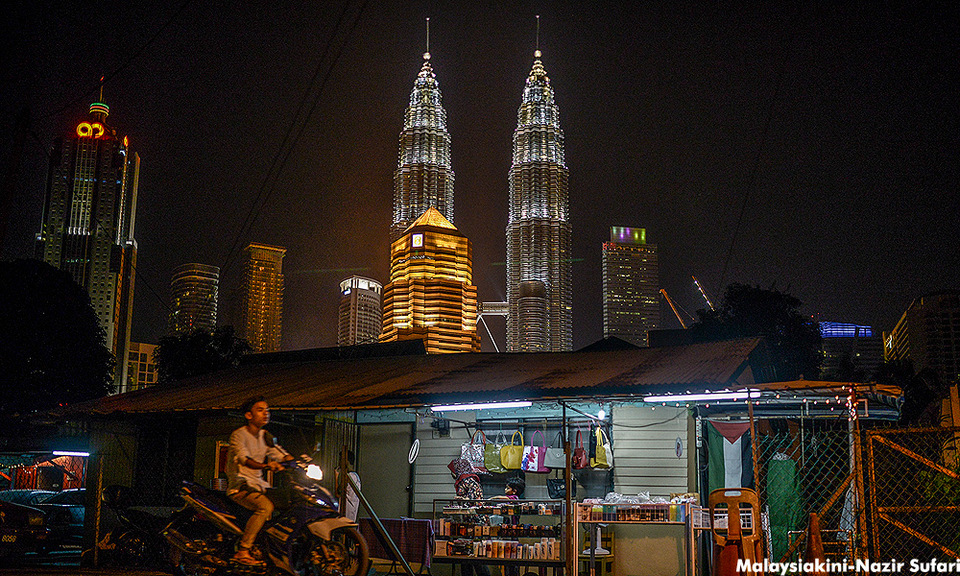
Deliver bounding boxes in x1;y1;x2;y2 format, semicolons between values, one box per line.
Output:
849;385;867;562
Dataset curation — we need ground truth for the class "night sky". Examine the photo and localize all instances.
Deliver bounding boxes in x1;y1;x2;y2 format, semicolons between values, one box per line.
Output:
2;1;958;352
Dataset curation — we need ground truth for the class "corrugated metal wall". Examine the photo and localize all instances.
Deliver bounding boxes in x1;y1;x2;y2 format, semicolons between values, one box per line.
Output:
611;405;691;498
409;405;691;517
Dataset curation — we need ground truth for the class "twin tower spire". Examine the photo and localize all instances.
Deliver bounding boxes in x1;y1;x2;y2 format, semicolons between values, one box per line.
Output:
390;19;572;352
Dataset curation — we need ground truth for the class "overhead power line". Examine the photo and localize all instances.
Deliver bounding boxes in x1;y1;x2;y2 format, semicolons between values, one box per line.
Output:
219;0;370;279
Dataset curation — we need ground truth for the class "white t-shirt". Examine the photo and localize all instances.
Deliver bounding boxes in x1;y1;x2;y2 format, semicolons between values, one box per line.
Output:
226;426;286;493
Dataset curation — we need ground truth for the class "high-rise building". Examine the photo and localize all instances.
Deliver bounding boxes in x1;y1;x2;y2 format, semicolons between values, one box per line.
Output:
381;207;479;353
391;50;455;241
35;98;140;390
338;276;383;346
602;227;659;347
169;263;220;335
239;243;286;353
819;322;884;380
884;291;960;384
124;342;157;392
506;50;572;352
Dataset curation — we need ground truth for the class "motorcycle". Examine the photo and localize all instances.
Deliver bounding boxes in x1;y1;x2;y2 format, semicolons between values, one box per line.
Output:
90;484;171;568
162;457;369;576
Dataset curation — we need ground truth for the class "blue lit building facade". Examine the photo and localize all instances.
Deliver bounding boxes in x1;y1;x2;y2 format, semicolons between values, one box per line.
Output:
819;321;883;380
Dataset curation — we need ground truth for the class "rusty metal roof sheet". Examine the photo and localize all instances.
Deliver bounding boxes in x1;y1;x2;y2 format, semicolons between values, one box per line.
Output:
64;338;765;416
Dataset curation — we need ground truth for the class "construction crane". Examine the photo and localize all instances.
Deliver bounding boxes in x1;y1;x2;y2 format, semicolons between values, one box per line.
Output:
692;276;715;311
660;289;695;329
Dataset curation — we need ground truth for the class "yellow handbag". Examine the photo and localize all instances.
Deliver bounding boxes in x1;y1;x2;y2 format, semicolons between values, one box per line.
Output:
499;431;524;470
591;427;613;469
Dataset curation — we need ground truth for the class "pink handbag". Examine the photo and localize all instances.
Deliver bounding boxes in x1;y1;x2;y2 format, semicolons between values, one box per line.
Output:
521;430;549;473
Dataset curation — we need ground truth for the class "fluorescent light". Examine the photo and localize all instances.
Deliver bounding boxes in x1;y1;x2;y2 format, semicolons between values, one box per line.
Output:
432;401;533;412
643;391;761;403
52;451;90;457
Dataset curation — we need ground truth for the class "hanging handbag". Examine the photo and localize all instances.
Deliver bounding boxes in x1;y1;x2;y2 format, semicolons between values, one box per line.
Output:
460;429;489;474
591;426;613;469
484;429;508;473
572;427;589;469
547;474;576;499
500;431;524;470
543;430;566;469
521;430;549;473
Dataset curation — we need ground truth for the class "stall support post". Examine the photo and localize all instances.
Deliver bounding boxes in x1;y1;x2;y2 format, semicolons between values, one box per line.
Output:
564;403;574;576
849;385;867;561
748;401;759;494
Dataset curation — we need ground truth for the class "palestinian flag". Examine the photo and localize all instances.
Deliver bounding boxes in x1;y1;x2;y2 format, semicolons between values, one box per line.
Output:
706;420;754;492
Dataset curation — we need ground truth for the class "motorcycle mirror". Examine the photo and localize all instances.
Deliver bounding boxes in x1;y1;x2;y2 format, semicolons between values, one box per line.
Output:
408;438;420;464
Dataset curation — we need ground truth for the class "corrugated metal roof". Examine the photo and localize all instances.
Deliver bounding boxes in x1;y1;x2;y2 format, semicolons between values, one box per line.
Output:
64;338;765;416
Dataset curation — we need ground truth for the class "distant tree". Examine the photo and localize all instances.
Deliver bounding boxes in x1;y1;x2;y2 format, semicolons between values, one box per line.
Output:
0;259;114;415
823;352;869;383
154;326;250;384
689;283;822;381
874;359;948;426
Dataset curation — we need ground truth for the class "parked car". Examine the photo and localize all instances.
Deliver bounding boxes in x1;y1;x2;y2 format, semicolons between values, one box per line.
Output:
0;489;56;507
0;500;49;557
32;489;85;550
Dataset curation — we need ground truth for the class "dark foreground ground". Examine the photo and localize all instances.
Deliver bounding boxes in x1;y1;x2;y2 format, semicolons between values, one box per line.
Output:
0;551;167;576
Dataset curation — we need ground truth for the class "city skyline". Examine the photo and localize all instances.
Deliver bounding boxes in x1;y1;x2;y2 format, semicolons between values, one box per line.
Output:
2;3;957;352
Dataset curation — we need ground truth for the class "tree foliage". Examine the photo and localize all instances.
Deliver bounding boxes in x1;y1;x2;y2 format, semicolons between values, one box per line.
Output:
154;325;250;384
874;359;948;426
0;259;114;415
689;283;822;381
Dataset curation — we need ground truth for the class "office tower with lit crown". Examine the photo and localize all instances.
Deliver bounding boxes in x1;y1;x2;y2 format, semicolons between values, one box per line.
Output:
506;49;572;352
169;263;220;335
381;207;479;353
391;49;455;241
239;243;286;353
338;276;383;346
602;227;659;347
35;98;140;390
884;291;960;384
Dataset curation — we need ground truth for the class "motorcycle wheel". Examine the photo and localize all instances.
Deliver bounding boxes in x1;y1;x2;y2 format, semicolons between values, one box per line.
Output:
300;526;369;576
115;531;150;566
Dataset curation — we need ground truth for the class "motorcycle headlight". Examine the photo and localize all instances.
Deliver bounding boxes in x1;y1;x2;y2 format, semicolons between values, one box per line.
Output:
306;464;323;481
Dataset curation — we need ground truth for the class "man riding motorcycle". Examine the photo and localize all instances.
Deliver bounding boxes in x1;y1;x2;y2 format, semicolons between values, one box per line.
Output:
226;396;294;566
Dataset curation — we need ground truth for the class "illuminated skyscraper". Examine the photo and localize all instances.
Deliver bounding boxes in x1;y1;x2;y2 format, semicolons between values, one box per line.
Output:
381;207;479;353
602;227;659;347
338;276;383;346
36;98;140;390
506;50;572;352
169;263;220;335
239;243;285;353
884;291;960;384
391;49;455;241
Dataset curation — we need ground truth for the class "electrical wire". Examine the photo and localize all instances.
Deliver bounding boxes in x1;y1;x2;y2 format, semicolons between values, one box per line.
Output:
717;6;803;290
39;0;195;122
219;0;370;279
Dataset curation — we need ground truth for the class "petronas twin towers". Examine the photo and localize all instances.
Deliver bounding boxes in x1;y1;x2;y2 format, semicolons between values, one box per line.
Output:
390;43;572;353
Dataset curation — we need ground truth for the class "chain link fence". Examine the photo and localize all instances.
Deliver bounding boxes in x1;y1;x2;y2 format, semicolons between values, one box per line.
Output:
752;421;861;564
865;426;960;561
